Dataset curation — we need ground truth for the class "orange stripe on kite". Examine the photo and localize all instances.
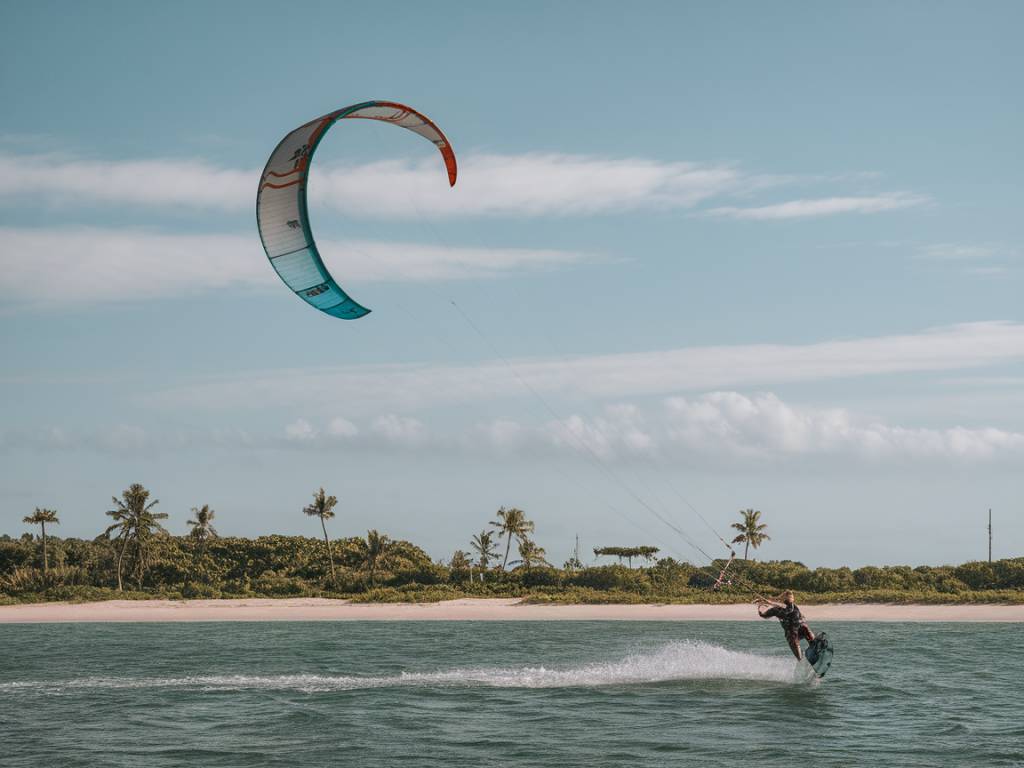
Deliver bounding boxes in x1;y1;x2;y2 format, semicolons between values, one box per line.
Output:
342;101;457;187
266;166;304;179
260;178;303;191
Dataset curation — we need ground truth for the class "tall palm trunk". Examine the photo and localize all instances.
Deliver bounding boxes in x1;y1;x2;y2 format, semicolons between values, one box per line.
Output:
115;534;129;592
320;517;336;578
744;541;750;560
41;521;49;584
135;538;148;589
502;533;513;570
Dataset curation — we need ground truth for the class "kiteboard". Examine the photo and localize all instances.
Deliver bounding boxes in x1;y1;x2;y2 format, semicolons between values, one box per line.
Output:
804;632;834;678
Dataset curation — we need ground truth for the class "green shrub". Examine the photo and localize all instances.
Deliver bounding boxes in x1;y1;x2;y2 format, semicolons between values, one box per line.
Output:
649;558;697;589
993;558;1024;589
389;563;448;586
181;582;222;599
252;572;312;597
0;565;93;594
322;570;368;594
350;584;465;603
569;565;650;592
796;567;857;592
519;567;562;588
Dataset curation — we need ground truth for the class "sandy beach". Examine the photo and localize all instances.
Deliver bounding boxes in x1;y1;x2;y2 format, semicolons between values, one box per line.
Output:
1;598;1022;623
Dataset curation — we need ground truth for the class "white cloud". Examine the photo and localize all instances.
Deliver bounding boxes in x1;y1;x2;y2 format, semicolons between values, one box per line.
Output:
0;227;589;304
0;151;922;221
314;154;744;217
279;395;1024;463
477;419;527;450
10;392;1022;464
326;417;359;437
918;243;998;260
662;391;1024;460
284;418;317;441
965;266;1009;277
329;238;588;281
546;404;656;460
4;423;160;457
150;322;1024;412
372;414;426;445
914;242;1020;277
285;416;360;443
704;193;926;220
0;153;252;210
0;228;265;302
279;413;426;450
0;151;742;217
514;394;1024;463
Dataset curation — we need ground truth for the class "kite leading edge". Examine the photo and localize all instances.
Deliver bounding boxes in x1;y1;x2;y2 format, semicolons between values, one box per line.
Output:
256;100;457;319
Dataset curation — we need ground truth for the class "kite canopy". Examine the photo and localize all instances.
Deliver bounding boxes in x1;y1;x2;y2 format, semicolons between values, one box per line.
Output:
256;100;457;319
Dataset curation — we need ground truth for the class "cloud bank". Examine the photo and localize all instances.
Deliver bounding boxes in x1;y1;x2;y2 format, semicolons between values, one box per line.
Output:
0;151;923;221
150;322;1024;411
0;227;589;304
0;153;252;210
13;392;1020;464
704;194;926;221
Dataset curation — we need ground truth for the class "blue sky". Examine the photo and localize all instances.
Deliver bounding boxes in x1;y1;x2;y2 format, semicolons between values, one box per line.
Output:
1;1;1022;567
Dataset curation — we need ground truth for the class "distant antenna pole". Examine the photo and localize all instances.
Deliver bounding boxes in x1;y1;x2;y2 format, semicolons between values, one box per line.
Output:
986;509;992;562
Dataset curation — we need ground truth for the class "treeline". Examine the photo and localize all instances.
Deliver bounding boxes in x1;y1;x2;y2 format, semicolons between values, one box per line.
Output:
4;486;1022;605
0;532;439;600
2;532;1023;605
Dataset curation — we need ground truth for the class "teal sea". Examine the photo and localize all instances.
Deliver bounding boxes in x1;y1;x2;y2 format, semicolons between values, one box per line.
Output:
2;620;1022;767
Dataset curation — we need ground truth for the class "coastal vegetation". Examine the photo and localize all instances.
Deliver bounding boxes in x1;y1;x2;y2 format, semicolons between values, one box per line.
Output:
2;485;1022;605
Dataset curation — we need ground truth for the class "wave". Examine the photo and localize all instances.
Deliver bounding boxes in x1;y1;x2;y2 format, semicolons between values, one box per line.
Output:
1;641;812;694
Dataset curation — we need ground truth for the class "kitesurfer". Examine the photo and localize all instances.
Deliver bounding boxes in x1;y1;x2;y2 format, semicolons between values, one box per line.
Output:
758;590;816;660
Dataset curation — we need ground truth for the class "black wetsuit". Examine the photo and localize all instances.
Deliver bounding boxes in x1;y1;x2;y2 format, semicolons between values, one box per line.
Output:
762;603;814;659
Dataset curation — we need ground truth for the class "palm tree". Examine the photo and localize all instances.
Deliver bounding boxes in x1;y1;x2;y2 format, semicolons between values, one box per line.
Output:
731;508;771;560
105;483;168;590
303;487;339;579
509;538;551;570
23;508;59;584
489;507;534;571
187;505;218;550
187;505;218;579
470;530;499;571
362;529;393;587
450;550;471;570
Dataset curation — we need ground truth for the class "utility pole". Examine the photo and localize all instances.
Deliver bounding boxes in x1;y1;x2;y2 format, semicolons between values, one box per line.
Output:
988;509;992;563
567;534;582;572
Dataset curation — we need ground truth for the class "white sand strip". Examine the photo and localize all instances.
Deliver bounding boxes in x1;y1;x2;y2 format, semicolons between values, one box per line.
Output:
0;598;1022;623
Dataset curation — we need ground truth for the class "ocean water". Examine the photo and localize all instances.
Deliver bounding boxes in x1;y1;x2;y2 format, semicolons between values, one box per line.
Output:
2;620;1022;767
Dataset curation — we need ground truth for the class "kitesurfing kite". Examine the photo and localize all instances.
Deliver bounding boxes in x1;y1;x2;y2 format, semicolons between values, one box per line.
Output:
256;100;457;318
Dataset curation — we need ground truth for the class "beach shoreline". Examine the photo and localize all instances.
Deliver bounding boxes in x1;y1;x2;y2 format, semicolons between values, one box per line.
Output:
1;598;1022;623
